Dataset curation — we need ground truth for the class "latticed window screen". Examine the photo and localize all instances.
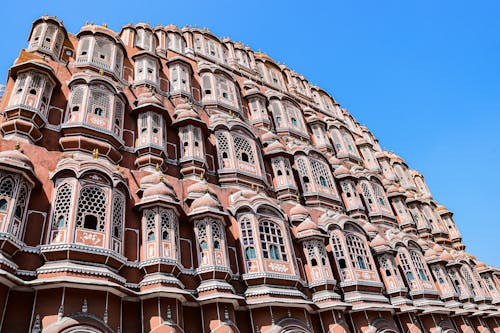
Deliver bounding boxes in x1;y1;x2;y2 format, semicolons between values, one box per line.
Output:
160;208;177;244
211;220;222;248
69;85;86;112
216;76;234;102
168;33;183;52
13;73;27;96
296;158;311;191
77;37;91;61
461;266;476;295
233;135;255;163
93;37;113;69
270;101;283;128
42;25;57;50
14;184;28;220
145;209;156;241
330;128;345;152
259;220;287;261
0;177;14;198
342;129;356;152
111;191;125;239
52;184;72;229
330;232;345;263
305;239;328;267
75;186;107;232
30;25;43;48
114;99;124;134
87;87;111;118
398;250;414;281
310;158;335;192
346;233;372;270
54;30;64;55
216;131;230;163
240;216;256;260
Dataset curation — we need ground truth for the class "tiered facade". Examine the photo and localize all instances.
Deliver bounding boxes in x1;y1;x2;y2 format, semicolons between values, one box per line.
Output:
0;16;498;333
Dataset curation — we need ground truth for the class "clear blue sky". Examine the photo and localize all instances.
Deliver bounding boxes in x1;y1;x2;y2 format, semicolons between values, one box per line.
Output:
1;1;499;266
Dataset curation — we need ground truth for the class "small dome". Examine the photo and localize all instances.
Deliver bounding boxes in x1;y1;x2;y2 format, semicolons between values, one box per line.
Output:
191;192;222;211
0;148;34;170
140;171;163;188
187;179;212;198
173;103;200;121
143;181;176;199
370;234;387;247
265;140;286;152
440;250;453;261
424;247;436;257
433;244;444;254
476;261;486;268
290;202;309;222
386;184;399;194
334;165;351;177
136;92;163;107
261;131;278;143
328;156;342;167
296;217;317;233
363;222;377;234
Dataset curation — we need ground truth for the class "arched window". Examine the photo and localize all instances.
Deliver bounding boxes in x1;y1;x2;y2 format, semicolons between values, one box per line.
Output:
145;210;156;241
330;231;348;273
111;191;124;239
195;217;226;267
234;135;255;164
258;220;287;261
51;183;73;232
75;186;107;232
345;234;373;270
410;250;429;281
240;216;255;260
398;250;415;284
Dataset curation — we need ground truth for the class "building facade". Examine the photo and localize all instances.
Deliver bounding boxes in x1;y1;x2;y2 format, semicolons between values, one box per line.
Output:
0;15;498;333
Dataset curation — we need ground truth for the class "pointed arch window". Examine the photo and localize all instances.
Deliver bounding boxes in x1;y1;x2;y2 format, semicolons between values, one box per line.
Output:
410;250;429;281
195;217;227;267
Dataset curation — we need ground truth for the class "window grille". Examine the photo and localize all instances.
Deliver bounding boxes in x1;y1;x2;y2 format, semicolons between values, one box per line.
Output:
310;158;335;192
346;233;372;270
111;191;124;239
215;131;230;164
87;86;111;118
92;37;113;70
398;250;414;281
240;216;256;260
145;209;156;241
75;186;107;232
233;135;255;163
0;177;14;197
30;25;43;48
52;183;72;229
14;184;28;220
42;25;57;50
259;220;287;261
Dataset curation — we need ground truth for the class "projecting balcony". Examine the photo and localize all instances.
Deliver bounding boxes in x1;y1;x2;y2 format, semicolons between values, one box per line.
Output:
75;55;122;80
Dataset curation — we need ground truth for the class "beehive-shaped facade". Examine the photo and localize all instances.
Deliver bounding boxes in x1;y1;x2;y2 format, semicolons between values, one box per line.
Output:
0;16;498;333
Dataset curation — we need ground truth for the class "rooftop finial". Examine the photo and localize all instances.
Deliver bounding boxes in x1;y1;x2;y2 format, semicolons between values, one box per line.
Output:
155;163;160;172
14;142;20;150
92;148;99;159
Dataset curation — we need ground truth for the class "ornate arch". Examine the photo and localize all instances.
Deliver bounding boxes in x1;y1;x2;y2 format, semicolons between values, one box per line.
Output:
42;313;114;333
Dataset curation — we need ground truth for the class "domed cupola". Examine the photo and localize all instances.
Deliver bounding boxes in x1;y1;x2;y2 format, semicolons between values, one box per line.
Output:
289;201;309;223
27;16;68;61
137;171;179;208
75;23;126;80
